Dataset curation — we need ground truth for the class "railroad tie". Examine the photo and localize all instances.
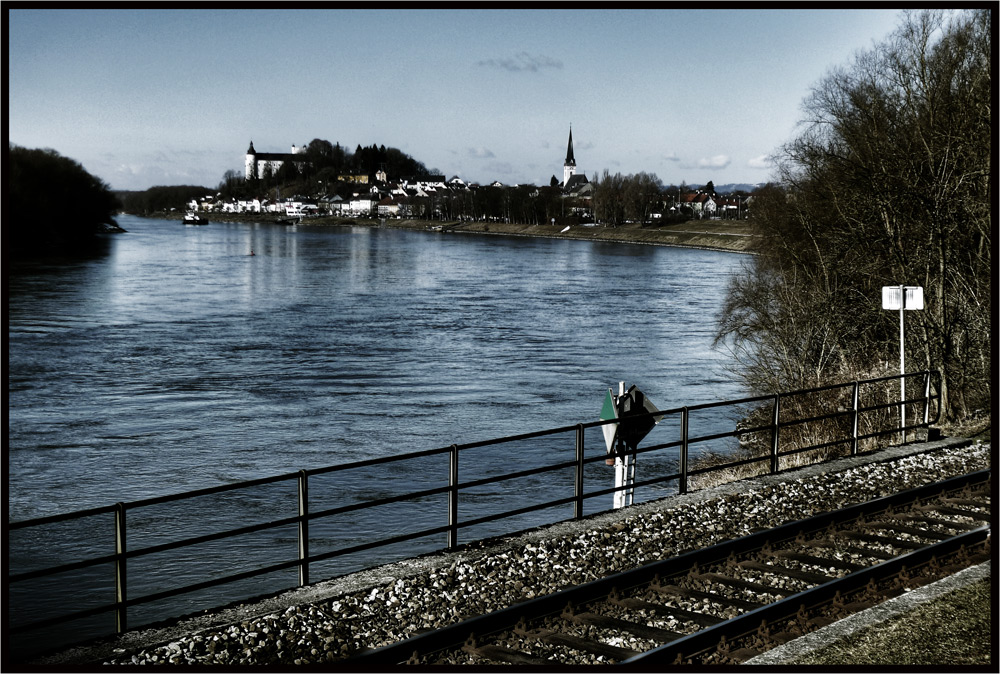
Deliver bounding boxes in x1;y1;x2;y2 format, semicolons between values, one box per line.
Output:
796;603;837;630
942;497;990;509
717;634;760;662
563;610;684;644
532;630;640;661
865;521;954;540
737;559;835;585
893;514;980;530
920;504;988;519
794;535;895;560
691;572;798;598
840;544;896;560
652;583;765;612
611;596;723;628
461;636;550;666
752;618;793;648
839;530;926;549
832;588;875;616
770;550;866;572
727;648;762;662
505;611;644;661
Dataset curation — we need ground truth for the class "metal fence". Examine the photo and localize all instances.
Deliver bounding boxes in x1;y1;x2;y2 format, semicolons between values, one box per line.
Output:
7;370;939;653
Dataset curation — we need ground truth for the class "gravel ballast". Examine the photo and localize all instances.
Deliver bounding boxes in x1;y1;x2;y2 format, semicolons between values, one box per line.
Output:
25;438;990;667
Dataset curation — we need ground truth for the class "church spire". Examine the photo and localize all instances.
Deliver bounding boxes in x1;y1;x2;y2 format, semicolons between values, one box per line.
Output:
563;125;577;187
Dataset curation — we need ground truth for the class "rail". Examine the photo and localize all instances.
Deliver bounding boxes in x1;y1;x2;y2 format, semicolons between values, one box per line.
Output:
7;370;940;647
345;469;989;665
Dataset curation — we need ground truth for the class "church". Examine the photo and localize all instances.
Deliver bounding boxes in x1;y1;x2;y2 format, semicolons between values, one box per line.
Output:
560;126;590;195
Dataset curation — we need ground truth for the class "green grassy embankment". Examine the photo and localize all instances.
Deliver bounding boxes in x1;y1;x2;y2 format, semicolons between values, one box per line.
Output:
794;579;992;666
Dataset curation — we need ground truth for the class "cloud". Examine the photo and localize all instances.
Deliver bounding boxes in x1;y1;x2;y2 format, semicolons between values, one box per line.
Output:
696;154;731;170
486;161;514;176
467;147;496;159
107;161;188;190
747;154;772;168
662;152;681;163
95;146;227;190
477;52;563;72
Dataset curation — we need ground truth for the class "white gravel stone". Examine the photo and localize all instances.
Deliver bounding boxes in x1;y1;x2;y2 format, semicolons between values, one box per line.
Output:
52;440;991;666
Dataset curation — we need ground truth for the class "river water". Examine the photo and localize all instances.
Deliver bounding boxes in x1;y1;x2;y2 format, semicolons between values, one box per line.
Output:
7;215;748;652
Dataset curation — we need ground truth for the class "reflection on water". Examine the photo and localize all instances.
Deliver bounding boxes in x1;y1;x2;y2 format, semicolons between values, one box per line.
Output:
8;215;747;655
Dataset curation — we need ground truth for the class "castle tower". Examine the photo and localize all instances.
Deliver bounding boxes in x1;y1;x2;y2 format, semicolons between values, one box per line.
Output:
563;126;576;187
245;141;257;180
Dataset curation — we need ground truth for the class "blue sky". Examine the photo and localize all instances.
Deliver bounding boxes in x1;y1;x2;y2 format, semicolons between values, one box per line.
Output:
9;8;907;191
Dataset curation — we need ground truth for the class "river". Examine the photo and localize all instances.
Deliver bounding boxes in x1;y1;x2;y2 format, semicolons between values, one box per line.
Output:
7;214;748;652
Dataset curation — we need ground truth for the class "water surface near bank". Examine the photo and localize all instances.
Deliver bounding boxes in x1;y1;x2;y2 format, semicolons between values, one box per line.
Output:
9;215;748;519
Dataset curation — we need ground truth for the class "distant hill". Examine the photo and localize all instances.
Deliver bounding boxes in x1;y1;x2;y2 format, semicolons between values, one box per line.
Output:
692;183;762;194
119;185;213;214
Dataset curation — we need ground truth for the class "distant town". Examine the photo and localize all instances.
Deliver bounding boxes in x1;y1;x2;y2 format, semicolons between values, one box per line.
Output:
172;130;760;227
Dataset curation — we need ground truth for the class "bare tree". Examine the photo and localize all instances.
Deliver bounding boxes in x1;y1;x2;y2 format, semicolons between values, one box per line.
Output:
623;172;663;225
716;9;990;422
593;171;663;226
592;170;626;227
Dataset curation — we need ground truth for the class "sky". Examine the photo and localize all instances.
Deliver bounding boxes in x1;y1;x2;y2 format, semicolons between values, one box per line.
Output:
8;8;909;192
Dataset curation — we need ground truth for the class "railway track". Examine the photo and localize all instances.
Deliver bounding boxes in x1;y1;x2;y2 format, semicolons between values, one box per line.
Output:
345;470;990;666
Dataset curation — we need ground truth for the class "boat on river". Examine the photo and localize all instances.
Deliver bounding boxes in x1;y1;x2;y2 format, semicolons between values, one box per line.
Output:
183;213;209;225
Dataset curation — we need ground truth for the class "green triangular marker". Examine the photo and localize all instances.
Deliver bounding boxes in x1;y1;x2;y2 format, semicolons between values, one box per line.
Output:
600;388;618;453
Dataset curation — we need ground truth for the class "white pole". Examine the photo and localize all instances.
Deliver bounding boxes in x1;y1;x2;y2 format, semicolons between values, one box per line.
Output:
899;285;906;442
613;381;626;509
625;454;636;505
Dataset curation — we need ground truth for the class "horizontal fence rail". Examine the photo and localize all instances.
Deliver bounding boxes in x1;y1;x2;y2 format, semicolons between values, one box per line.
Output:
7;370;941;652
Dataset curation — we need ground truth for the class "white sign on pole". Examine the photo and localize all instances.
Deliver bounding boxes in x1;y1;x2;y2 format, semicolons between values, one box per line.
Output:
882;285;924;441
882;286;924;310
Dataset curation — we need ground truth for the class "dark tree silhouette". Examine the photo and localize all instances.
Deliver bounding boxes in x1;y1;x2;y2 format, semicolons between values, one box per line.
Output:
8;144;122;255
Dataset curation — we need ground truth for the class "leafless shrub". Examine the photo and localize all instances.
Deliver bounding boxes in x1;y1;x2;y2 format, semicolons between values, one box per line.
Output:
715;9;991;425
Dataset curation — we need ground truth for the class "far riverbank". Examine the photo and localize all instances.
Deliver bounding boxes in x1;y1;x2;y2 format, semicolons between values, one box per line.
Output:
149;212;757;254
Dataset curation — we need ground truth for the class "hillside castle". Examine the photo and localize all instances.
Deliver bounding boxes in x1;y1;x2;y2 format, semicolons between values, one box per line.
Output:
245;127;588;190
244;141;307;180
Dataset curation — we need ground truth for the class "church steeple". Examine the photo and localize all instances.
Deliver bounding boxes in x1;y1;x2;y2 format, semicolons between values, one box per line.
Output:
563;125;576;186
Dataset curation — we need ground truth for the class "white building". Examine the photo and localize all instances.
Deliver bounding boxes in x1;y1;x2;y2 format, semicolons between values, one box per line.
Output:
245;141;308;180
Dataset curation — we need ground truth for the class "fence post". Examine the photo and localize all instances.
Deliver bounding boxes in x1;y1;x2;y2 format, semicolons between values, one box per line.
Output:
448;444;459;549
574;425;585;519
679;407;689;495
770;394;780;474
851;381;860;456
298;470;309;587
922;371;931;426
114;502;127;634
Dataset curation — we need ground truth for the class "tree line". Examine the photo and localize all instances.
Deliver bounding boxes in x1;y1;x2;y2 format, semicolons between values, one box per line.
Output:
118;185;213;215
591;171;676;227
8;144;121;256
715;9;990;424
217;139;437;201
